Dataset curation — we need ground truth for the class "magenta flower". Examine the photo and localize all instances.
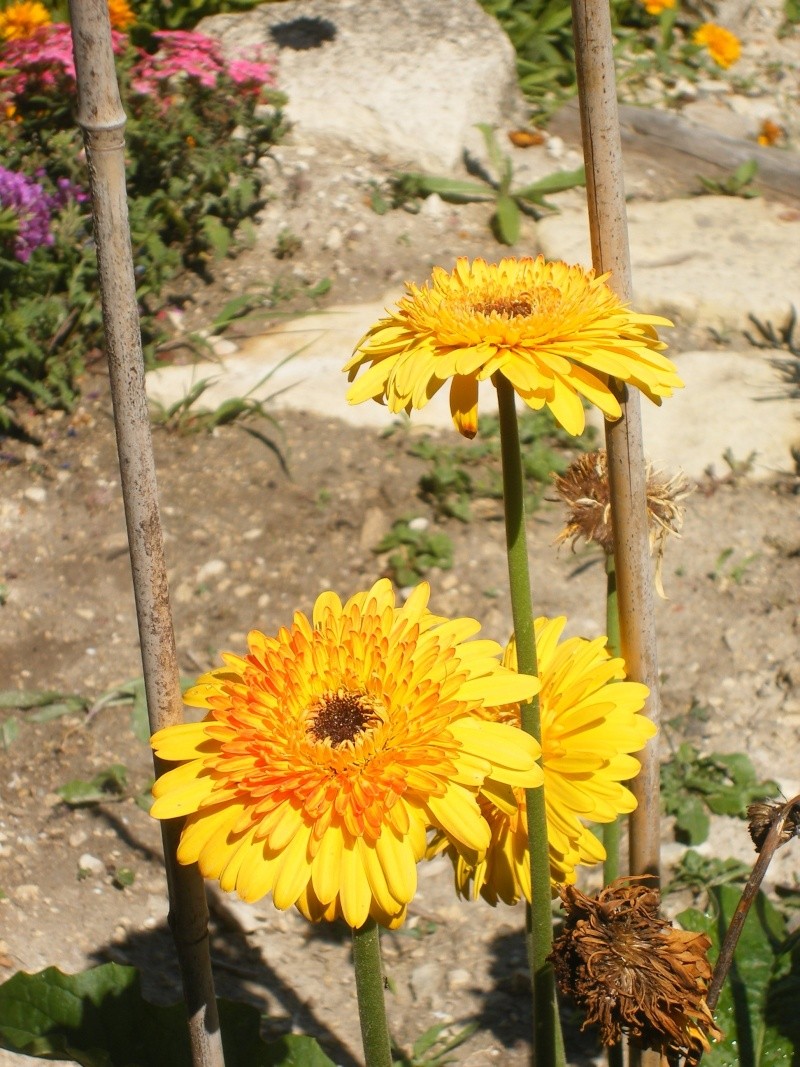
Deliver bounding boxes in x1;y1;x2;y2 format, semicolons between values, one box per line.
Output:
0;22;127;99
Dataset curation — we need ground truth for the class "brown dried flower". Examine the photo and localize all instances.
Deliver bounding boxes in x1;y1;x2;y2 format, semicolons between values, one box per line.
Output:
550;880;721;1059
553;449;692;597
747;800;800;852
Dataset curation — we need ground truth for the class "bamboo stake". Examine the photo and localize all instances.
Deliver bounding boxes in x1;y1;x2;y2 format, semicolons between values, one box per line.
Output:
570;3;663;1065
67;4;225;1065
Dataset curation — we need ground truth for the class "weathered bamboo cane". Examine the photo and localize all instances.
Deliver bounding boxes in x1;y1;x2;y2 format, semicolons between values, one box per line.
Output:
67;4;225;1065
570;3;663;1065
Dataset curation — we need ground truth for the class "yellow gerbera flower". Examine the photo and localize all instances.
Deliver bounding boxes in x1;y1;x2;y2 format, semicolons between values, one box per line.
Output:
107;0;134;30
439;617;655;904
693;23;741;69
0;0;51;40
344;256;681;439
151;579;543;929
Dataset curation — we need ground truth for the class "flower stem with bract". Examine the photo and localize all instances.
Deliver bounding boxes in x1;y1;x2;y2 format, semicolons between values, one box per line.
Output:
352;918;393;1067
496;373;565;1067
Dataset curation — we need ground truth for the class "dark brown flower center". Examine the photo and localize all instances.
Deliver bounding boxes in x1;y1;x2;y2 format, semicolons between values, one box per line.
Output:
472;297;533;318
307;690;380;746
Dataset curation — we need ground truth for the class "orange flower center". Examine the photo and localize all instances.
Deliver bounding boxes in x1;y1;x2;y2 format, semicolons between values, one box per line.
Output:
470;284;561;322
306;689;381;747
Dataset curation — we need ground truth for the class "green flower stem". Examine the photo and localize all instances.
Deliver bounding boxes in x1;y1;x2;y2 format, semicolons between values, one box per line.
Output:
496;374;564;1067
603;551;622;889
352;918;392;1067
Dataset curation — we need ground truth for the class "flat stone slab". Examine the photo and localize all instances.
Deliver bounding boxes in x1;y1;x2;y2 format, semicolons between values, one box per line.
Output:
537;195;800;331
147;304;799;481
146;297;495;433
637;348;798;480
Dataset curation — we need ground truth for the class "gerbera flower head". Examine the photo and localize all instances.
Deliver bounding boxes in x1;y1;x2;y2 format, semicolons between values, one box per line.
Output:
107;0;135;30
693;23;741;69
0;0;50;39
344;256;681;439
553;449;691;597
436;617;654;903
551;881;721;1058
150;579;543;929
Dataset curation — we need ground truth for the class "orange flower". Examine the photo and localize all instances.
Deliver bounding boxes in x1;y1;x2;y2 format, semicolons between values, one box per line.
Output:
693;23;741;69
107;0;134;30
642;0;675;15
0;1;51;40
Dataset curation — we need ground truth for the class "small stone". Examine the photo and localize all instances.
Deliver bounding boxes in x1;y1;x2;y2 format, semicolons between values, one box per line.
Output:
14;884;40;903
78;853;105;877
323;225;343;251
75;608;95;621
234;583;254;598
546;135;565;160
447;968;472;991
23;487;47;505
359;506;390;551
196;559;226;582
407;516;429;532
174;581;194;604
420;192;445;219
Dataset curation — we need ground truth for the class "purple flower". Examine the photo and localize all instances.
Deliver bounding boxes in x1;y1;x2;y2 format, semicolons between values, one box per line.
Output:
0;165;55;262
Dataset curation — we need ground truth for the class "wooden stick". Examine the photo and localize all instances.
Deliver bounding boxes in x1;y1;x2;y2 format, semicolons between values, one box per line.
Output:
570;3;664;1065
67;4;225;1065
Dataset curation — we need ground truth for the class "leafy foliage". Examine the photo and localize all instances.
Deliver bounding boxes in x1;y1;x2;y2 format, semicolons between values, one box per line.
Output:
375;520;454;587
389;125;585;245
412;406;596;522
665;850;751;896
0;963;334;1066
661;742;780;845
698;159;760;199
0;24;285;430
679;886;800;1066
392;1022;478;1066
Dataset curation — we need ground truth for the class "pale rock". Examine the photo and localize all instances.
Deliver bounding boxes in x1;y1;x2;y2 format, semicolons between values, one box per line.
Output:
537;196;800;331
23;487;47;505
78;854;105;877
407;516;429;532
199;0;525;171
196;558;227;582
359;506;390;552
323;225;343;252
419;193;446;219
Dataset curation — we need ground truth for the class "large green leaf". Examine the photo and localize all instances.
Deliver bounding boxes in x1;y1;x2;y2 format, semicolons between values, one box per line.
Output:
0;964;334;1067
678;886;800;1066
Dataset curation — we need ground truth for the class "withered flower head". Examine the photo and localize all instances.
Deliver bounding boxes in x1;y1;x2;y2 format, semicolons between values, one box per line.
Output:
747;799;800;853
553;449;692;597
550;880;721;1059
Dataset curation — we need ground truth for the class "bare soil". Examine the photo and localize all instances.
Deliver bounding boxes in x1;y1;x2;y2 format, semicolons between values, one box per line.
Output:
2;94;800;1067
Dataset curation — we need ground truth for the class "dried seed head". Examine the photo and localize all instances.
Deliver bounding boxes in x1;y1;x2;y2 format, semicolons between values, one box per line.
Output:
550;880;721;1059
747;800;800;853
553;449;692;597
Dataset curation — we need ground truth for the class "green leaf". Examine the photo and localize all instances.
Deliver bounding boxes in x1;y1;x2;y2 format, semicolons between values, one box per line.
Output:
514;164;586;202
493;195;521;245
57;765;128;807
678;886;800;1066
200;216;232;258
475;122;507;180
1;718;19;750
0;963;335;1066
398;175;494;203
733;158;759;186
673;796;710;845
